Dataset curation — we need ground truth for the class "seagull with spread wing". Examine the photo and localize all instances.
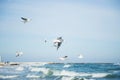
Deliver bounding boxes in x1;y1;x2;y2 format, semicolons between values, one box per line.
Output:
21;17;31;23
53;37;63;50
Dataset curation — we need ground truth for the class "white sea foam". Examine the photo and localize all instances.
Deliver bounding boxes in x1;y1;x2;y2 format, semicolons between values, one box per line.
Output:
53;70;80;76
26;74;40;78
30;67;110;78
60;70;79;76
53;70;110;78
30;67;50;74
63;64;71;68
61;76;75;80
16;66;24;71
0;75;18;79
92;73;110;78
61;76;88;80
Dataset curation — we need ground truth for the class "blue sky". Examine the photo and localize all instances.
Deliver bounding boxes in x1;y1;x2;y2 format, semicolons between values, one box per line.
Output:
0;0;120;63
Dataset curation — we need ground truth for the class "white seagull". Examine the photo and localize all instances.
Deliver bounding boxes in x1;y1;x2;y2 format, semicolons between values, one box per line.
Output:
16;51;23;57
59;56;68;61
21;17;31;23
53;37;63;50
78;54;83;59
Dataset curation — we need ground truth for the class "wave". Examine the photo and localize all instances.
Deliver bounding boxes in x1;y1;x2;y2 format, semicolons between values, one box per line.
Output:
0;75;18;79
26;74;40;78
53;70;80;76
30;67;111;78
92;73;110;78
61;76;76;80
105;74;120;78
30;67;81;77
54;70;120;79
113;70;120;74
113;63;120;66
63;64;71;68
16;66;24;71
30;67;53;76
53;70;112;78
30;67;49;73
27;67;120;80
61;76;90;80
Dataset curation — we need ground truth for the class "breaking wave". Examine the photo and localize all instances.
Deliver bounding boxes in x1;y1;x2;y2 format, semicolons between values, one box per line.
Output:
91;73;110;78
16;66;24;71
0;75;18;79
30;67;50;74
26;74;40;78
61;76;76;80
63;64;71;68
29;68;111;78
1;63;120;80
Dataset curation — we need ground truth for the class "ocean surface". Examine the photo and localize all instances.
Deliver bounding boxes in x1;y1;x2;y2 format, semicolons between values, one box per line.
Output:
0;62;120;80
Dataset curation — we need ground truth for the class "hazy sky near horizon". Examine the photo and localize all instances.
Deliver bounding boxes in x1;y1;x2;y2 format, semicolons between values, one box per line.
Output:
0;0;120;63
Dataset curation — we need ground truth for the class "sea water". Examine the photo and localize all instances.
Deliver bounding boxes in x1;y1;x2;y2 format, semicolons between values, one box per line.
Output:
0;62;120;80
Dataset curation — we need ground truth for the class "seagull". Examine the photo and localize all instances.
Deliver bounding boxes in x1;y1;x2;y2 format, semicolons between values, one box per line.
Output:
59;56;68;61
78;54;83;59
53;37;63;50
21;17;31;23
44;40;47;43
16;51;23;57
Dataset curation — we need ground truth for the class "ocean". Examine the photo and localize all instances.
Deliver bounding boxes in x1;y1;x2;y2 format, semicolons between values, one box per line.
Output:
0;62;120;80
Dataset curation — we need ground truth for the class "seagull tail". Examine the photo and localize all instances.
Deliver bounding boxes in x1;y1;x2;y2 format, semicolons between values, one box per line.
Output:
57;47;59;50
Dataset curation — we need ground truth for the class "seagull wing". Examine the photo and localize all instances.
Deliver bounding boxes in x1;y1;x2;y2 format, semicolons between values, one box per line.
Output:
16;52;19;57
21;17;27;21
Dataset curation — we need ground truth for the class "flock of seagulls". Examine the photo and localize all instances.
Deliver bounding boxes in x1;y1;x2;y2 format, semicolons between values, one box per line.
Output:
16;17;84;61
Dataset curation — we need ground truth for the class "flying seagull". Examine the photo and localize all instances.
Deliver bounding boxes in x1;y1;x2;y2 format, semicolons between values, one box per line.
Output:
53;37;63;50
16;51;23;57
44;40;47;43
21;17;31;23
59;56;68;61
78;54;83;59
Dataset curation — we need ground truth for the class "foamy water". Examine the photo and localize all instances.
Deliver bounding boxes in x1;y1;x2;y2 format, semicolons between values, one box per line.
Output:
0;75;18;79
63;64;71;68
26;74;40;78
92;73;110;78
16;66;24;71
30;67;50;74
0;62;120;80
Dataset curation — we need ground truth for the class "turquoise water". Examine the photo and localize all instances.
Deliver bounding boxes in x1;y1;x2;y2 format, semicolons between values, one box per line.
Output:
0;62;120;80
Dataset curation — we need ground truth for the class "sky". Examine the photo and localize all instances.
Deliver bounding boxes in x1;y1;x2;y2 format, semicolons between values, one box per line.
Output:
0;0;120;63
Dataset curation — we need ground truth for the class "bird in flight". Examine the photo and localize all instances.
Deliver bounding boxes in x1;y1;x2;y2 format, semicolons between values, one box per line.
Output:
16;51;23;57
78;54;83;59
59;56;68;61
21;17;31;23
53;37;63;50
